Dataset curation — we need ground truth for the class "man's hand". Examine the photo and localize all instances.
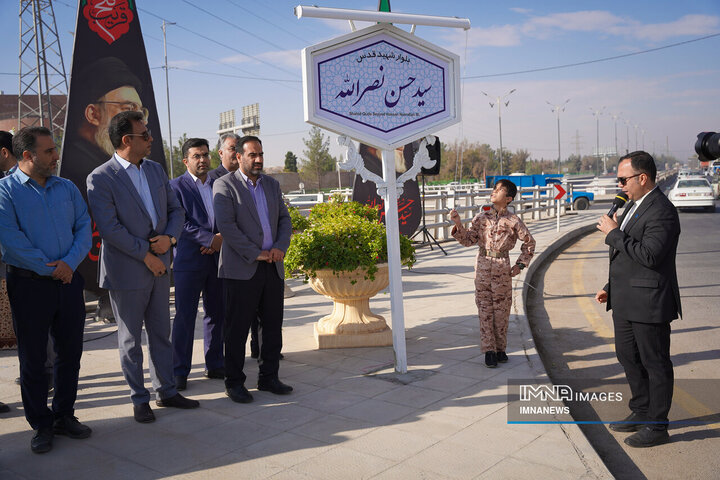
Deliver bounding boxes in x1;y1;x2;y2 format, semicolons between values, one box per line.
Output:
257;250;271;262
143;252;167;276
269;248;285;263
510;265;522;277
597;213;619;235
210;233;223;252
47;260;73;284
149;235;172;255
449;209;462;227
595;289;608;304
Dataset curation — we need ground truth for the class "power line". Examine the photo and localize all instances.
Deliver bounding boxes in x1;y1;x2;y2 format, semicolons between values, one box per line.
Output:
139;5;298;79
150;66;301;83
463;33;720;79
224;0;311;44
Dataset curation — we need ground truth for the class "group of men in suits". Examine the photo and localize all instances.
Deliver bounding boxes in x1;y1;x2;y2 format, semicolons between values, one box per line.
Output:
0;112;294;453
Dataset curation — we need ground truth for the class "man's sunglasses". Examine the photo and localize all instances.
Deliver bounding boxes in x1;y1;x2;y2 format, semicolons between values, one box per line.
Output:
124;129;151;141
616;173;641;186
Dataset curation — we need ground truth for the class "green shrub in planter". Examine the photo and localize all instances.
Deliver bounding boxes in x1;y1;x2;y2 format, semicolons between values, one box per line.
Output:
285;199;415;281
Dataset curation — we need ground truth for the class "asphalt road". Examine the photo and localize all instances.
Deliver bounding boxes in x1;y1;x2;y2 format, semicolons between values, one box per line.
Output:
526;200;720;480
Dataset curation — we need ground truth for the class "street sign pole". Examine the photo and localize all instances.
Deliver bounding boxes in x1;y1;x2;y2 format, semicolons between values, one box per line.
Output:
298;7;469;374
381;149;407;372
553;183;567;232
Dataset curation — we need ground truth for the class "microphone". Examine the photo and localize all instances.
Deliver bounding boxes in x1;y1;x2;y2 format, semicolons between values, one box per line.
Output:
607;192;628;217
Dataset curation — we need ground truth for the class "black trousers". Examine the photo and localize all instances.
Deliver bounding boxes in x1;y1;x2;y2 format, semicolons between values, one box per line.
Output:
7;270;85;430
613;315;673;427
223;262;284;388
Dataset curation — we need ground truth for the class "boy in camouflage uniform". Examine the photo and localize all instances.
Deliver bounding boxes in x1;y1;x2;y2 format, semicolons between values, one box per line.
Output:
450;179;535;368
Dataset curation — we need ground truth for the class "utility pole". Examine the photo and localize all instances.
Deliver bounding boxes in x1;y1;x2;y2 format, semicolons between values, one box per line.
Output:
162;20;176;178
573;129;582;157
18;0;68;144
633;124;639;151
481;89;516;175
625;119;631;154
547;99;570;174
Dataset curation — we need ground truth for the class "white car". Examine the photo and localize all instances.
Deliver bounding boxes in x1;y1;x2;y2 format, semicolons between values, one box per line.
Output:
667;177;715;212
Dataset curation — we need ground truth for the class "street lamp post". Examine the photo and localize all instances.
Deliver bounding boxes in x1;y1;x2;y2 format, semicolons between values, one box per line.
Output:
547;99;570;174
162;20;176;179
611;112;622;158
482;89;516;175
634;124;639;151
590;106;604;176
625;119;631;154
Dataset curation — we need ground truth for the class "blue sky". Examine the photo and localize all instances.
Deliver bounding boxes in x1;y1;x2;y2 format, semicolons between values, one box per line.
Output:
1;0;719;168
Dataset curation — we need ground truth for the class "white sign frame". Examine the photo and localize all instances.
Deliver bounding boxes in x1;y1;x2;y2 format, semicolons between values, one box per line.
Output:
302;23;461;151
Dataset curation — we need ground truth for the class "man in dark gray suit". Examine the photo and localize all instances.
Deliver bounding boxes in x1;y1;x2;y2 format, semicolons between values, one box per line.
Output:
87;111;199;423
213;135;292;403
596;151;681;448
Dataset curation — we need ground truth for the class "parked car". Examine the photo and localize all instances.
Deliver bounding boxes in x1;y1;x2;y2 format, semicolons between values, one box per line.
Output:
667;177;715;212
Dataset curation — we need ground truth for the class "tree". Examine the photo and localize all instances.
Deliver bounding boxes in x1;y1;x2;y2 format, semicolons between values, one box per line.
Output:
284;151;298;172
300;126;335;190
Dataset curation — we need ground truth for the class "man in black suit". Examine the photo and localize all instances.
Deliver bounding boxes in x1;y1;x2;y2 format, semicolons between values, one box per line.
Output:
596;151;681;448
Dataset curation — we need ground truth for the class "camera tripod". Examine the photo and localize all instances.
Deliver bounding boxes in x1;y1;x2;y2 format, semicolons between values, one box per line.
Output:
410;174;447;255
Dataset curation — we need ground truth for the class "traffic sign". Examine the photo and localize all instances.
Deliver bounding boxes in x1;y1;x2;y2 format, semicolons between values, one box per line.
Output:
553;184;567;200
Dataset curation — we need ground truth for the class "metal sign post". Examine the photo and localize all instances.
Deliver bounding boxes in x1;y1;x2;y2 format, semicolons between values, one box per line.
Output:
297;6;469;373
553;184;567;232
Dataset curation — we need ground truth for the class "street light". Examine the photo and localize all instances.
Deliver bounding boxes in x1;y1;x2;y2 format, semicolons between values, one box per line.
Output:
633;124;639;151
625;119;631;154
610;112;622;158
547;99;570;174
481;89;516;175
590;106;605;176
162;20;176;178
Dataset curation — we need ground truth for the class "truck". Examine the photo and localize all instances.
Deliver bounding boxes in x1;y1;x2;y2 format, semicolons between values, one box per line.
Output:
484;174;594;210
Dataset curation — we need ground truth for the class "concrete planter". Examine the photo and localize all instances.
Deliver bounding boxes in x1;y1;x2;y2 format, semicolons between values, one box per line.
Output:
308;263;392;348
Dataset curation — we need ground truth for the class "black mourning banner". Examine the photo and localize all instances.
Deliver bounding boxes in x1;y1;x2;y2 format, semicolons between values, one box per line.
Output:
351;143;421;237
60;0;165;292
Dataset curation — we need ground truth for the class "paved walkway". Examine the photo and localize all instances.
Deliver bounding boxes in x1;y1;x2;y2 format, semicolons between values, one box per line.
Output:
0;210;613;479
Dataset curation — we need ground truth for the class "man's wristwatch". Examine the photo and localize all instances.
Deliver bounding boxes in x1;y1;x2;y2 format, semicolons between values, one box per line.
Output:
168;235;177;246
516;262;526;270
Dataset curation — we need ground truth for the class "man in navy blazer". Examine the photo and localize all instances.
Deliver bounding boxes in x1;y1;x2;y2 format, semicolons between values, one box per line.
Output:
213;135;292;403
168;138;225;391
86;111;199;423
596;151;681;448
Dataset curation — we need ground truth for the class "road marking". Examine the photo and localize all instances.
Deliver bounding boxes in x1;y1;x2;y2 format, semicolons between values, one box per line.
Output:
571;232;719;429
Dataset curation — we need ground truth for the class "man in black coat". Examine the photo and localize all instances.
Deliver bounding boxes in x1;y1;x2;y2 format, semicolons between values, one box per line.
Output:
596;151;681;448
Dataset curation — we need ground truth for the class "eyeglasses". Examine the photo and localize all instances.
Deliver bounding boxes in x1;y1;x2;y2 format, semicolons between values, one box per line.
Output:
190;152;211;160
97;101;150;121
617;173;641;186
124;129;152;141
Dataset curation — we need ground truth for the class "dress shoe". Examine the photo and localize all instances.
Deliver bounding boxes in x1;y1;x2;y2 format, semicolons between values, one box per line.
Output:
156;393;200;409
609;412;649;432
204;368;225;379
133;402;156;423
624;426;670;448
174;375;188;391
0;401;9;413
496;351;508;363
31;427;54;454
485;351;498;368
53;416;92;439
226;385;253;403
257;378;293;395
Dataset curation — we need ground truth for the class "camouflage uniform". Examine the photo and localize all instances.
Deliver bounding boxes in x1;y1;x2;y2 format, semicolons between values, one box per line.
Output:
453;208;535;353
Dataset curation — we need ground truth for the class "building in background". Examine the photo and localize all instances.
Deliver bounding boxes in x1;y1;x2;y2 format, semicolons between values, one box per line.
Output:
216;103;260;138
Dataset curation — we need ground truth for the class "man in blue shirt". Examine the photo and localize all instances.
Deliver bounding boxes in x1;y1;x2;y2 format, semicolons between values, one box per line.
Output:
0;127;92;453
